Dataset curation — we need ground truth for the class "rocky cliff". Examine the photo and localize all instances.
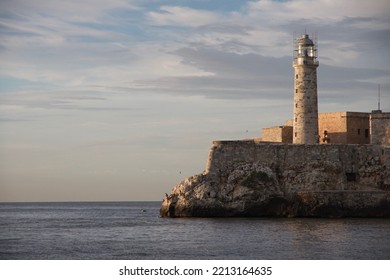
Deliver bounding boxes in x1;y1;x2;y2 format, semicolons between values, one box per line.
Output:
161;141;390;217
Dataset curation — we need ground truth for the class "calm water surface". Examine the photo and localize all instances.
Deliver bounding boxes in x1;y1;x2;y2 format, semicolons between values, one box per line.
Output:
0;201;389;259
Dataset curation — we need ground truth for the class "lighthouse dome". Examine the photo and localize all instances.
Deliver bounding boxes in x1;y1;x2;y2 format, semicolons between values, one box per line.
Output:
297;34;314;46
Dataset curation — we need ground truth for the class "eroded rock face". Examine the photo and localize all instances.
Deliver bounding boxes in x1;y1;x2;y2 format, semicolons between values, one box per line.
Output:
160;142;390;218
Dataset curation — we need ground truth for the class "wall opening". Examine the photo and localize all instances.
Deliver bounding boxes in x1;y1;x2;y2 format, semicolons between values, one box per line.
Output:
346;172;357;182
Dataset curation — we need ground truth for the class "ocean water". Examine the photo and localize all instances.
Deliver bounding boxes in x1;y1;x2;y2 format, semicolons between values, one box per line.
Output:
0;201;389;260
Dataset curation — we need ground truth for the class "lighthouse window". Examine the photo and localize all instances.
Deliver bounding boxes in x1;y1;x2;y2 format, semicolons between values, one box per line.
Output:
358;129;361;135
295;89;298;93
296;74;298;79
295;103;298;108
365;129;369;138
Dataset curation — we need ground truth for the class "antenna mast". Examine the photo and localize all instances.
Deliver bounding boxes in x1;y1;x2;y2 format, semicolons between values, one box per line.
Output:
378;84;381;111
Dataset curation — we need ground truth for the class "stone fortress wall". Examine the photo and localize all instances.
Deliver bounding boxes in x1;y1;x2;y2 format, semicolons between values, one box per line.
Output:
371;112;390;146
205;140;390;192
319;112;370;144
261;126;293;143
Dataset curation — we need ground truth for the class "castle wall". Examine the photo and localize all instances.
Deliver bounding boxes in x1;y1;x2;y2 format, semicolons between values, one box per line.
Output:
261;126;293;143
318;112;370;144
371;112;390;146
346;112;370;144
318;112;347;143
206;141;390;191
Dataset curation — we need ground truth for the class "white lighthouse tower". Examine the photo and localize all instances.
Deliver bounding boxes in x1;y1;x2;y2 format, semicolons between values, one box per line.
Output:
293;34;319;144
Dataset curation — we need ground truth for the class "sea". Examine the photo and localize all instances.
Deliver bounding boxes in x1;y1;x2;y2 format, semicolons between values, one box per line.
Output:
0;201;389;260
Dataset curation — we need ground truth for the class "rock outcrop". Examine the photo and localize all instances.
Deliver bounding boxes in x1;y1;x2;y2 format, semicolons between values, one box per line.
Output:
161;141;390;217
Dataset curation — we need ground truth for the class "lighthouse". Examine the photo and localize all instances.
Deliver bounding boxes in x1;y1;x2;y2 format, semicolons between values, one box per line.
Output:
293;34;319;144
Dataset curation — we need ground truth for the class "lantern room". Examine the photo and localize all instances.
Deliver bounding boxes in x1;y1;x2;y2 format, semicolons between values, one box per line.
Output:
293;34;318;66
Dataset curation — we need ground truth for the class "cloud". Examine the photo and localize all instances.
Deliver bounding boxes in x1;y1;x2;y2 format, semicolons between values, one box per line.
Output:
0;0;389;108
247;0;390;25
0;0;140;22
147;6;220;27
1;0;388;96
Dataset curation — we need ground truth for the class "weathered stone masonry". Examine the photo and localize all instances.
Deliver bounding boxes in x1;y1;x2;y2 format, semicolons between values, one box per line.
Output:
371;113;390;146
206;141;390;190
293;34;319;144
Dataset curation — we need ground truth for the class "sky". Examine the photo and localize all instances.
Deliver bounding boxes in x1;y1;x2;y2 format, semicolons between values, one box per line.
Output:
0;0;389;202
